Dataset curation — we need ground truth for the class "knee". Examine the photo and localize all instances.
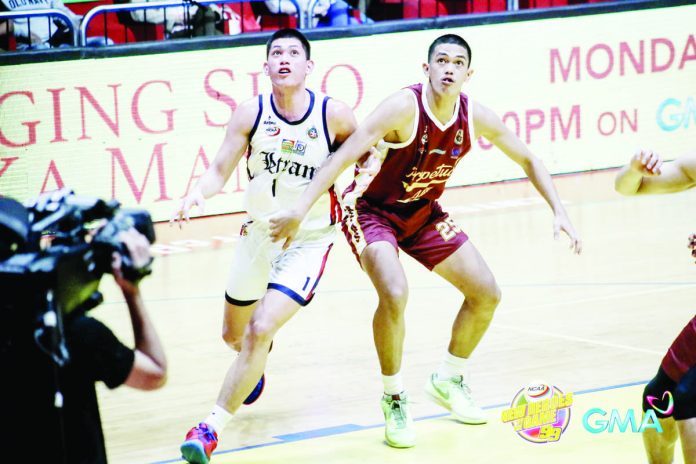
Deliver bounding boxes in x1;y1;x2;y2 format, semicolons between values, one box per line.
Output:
244;316;277;349
468;283;502;315
376;283;409;314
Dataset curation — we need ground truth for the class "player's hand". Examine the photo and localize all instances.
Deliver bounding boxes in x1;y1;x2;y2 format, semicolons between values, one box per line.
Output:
357;146;383;176
629;149;663;176
170;190;205;229
689;233;696;264
553;213;582;254
268;209;302;250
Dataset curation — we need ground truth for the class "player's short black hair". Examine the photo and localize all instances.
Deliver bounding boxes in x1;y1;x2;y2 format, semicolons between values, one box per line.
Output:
266;28;311;59
427;34;472;67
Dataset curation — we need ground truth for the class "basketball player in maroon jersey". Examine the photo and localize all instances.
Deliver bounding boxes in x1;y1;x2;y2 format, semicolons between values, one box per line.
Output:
616;149;696;464
270;33;581;448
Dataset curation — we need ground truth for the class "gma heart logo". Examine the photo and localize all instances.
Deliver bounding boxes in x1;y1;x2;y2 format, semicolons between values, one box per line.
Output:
646;391;674;416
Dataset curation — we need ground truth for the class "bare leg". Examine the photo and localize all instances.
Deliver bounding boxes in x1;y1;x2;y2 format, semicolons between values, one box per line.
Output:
433;241;501;358
215;289;300;413
643;416;678;464
678;418;696;464
360;241;408;376
222;300;258;352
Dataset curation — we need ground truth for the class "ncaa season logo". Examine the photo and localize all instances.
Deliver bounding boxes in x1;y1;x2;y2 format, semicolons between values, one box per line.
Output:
307;126;318;139
501;382;573;443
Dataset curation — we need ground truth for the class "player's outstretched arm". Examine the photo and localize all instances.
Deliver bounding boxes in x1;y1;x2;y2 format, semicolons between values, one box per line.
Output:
615;150;696;196
170;98;259;227
473;101;581;254
269;90;415;246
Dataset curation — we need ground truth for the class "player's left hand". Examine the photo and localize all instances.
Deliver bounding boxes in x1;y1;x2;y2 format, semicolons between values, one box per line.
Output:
269;209;302;250
688;233;696;264
554;213;582;254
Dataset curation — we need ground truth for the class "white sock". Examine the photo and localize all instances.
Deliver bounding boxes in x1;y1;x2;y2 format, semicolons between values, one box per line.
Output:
436;352;469;382
382;372;404;396
204;404;233;435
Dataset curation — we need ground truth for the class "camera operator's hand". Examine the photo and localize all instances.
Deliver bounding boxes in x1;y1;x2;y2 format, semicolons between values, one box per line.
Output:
111;228;151;295
170;189;205;229
109;228;167;390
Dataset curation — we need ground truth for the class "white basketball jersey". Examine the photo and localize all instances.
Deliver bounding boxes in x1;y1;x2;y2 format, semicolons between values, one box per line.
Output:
244;89;340;230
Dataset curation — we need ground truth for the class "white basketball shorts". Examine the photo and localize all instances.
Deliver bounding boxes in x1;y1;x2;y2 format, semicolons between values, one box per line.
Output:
225;219;335;307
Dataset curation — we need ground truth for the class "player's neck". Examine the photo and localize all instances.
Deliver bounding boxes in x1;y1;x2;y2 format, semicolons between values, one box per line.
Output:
424;83;457;125
271;85;310;122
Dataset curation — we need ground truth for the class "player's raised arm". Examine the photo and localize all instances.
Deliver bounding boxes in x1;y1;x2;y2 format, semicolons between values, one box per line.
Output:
269;89;416;244
473;100;581;254
170;98;259;227
615;150;696;196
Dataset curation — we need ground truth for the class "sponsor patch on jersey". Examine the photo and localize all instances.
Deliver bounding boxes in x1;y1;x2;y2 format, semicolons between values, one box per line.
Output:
263;116;276;125
454;129;464;145
281;139;308;156
265;126;280;136
451;148;461;158
307;126;318;139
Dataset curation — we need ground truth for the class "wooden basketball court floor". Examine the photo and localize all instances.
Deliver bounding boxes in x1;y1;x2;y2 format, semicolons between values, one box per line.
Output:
91;169;695;464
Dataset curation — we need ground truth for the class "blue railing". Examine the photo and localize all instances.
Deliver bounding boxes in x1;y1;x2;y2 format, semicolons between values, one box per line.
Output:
79;0;303;46
0;9;77;47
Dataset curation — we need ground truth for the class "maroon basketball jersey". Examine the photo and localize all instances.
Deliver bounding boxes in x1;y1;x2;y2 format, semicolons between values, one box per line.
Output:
350;83;473;208
661;315;696;382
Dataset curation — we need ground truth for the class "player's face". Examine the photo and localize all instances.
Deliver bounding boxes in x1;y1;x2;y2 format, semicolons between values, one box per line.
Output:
423;44;473;96
264;38;314;87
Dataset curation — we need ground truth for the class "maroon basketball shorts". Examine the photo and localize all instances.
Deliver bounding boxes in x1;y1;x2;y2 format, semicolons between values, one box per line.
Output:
341;198;468;270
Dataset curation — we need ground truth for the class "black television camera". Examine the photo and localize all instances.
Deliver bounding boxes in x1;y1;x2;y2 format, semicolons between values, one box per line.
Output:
0;189;155;366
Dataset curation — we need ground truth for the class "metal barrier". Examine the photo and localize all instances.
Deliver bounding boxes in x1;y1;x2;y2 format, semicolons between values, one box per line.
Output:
79;0;302;46
0;9;77;48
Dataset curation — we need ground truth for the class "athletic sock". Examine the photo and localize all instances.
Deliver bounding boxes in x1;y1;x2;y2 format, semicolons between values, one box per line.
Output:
382;372;404;396
436;352;469;382
203;404;233;435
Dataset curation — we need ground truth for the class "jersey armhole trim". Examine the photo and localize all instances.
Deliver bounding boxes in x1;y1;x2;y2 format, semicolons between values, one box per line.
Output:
249;94;263;140
322;96;332;151
382;90;418;149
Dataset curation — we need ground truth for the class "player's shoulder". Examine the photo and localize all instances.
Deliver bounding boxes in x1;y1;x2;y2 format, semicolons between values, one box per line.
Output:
227;95;263;133
237;95;263;117
324;97;354;123
381;88;418;114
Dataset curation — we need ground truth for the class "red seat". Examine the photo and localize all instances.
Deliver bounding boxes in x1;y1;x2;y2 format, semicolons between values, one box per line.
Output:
403;0;448;18
68;0;164;43
469;0;506;12
374;0;506;19
227;1;261;33
518;0;568;7
258;13;296;31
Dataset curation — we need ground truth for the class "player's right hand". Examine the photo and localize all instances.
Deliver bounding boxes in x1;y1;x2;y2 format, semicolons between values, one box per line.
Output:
170;190;205;229
629;149;663;176
268;209;302;250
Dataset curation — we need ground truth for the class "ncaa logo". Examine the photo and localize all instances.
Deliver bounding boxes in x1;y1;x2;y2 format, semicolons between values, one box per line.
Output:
524;382;552;402
265;126;280;136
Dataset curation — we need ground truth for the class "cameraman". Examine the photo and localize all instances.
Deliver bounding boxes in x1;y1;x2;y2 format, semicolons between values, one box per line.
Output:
3;225;167;463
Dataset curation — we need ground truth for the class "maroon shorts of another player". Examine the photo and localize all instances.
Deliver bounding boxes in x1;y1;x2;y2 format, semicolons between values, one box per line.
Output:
661;315;696;382
341;198;468;271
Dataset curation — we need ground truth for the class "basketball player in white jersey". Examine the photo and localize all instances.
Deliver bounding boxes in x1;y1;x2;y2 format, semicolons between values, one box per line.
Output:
171;29;360;464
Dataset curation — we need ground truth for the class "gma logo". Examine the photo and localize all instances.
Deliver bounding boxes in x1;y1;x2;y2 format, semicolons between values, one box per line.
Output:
582;408;662;434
